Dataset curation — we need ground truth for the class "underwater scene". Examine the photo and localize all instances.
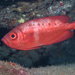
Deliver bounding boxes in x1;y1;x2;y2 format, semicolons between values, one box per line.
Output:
0;0;75;75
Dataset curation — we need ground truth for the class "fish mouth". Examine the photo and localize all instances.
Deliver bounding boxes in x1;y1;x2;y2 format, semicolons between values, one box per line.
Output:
1;38;23;49
1;38;8;45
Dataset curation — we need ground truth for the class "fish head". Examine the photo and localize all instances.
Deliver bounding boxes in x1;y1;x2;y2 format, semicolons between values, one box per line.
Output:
1;28;23;49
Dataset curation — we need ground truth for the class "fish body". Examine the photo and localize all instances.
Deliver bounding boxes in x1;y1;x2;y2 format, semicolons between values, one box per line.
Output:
1;15;75;50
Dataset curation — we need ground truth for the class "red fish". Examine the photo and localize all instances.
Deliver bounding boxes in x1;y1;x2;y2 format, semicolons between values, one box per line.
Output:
1;15;75;50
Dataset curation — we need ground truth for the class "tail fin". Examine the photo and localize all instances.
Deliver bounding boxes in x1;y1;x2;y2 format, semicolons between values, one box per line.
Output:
70;21;75;30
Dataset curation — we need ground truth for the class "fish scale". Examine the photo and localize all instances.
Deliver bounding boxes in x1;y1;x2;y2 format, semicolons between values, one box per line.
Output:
1;15;75;50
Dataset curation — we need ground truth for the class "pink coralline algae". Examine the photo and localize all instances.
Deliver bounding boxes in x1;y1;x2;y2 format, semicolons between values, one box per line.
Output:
0;61;30;75
0;60;75;75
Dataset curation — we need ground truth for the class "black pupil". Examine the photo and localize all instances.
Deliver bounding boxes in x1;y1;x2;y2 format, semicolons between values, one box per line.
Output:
11;34;15;38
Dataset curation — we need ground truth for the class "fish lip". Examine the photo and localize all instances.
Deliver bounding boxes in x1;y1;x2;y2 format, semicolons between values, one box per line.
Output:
1;38;11;48
1;38;22;49
1;38;7;45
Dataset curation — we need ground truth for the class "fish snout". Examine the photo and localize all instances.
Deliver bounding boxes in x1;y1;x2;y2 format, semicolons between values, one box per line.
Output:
1;38;7;45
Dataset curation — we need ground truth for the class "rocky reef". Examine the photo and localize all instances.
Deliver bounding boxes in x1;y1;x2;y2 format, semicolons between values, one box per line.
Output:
0;60;75;75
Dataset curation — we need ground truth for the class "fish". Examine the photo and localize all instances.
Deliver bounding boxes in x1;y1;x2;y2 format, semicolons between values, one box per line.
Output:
1;15;75;50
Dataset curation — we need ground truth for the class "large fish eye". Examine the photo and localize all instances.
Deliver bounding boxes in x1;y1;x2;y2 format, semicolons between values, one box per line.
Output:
10;33;17;40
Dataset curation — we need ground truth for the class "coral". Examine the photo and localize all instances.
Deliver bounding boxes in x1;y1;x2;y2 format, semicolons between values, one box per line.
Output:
47;0;74;15
0;61;30;75
18;18;25;23
0;0;74;29
0;60;75;75
28;63;75;75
